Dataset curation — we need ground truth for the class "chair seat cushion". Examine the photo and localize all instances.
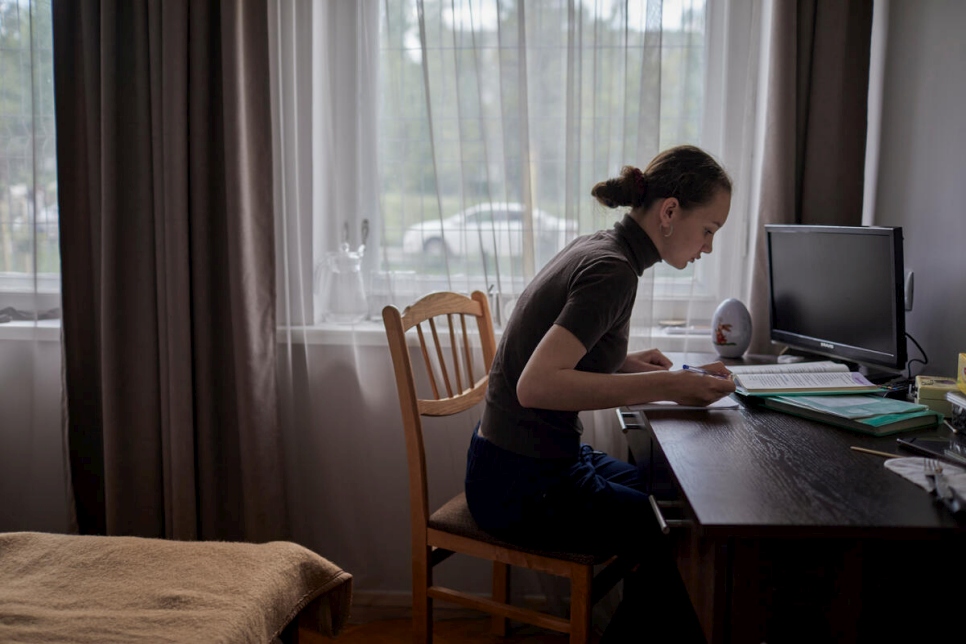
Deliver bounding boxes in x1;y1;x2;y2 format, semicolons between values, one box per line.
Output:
428;493;608;565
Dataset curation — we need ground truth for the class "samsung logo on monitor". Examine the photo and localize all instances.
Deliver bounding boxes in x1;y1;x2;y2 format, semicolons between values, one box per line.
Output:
820;342;835;350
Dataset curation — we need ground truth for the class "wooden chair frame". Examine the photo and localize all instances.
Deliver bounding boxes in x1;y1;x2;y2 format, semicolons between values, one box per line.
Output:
383;290;628;644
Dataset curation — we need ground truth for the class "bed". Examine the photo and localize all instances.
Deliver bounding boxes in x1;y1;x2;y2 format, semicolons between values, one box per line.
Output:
0;531;352;643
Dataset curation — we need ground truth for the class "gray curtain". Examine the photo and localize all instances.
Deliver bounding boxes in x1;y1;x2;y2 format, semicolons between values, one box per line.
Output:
748;0;874;354
53;0;288;542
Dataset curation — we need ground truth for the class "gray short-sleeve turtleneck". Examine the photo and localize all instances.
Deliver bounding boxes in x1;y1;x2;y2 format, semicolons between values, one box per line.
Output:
480;215;661;458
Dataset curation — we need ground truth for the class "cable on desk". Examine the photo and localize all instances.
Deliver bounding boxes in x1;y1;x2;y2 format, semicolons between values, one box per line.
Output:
905;332;928;379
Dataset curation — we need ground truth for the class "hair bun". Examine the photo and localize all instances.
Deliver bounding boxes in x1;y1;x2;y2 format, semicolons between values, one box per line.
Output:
626;166;647;205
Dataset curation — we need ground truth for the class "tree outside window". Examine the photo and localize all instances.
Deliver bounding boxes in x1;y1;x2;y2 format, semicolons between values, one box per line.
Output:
0;0;58;285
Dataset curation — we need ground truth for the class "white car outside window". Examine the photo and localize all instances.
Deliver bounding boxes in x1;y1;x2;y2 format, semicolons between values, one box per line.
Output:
401;202;576;260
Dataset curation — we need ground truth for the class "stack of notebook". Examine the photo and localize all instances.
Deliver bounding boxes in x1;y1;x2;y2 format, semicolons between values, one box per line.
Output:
756;394;942;436
730;361;942;436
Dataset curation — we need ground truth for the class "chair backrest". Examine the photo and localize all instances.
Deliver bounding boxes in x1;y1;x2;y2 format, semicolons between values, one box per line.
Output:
382;290;497;531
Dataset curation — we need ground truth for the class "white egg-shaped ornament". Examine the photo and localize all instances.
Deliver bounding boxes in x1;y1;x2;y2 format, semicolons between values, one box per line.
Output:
711;298;752;358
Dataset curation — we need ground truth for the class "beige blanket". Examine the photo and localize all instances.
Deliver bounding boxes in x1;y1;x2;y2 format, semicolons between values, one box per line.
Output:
0;531;352;643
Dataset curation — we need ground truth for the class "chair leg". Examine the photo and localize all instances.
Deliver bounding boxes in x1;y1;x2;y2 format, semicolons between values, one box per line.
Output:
413;548;432;644
569;564;594;644
491;561;510;636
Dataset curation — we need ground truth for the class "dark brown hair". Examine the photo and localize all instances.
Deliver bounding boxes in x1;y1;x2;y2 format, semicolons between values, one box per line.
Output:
590;145;732;211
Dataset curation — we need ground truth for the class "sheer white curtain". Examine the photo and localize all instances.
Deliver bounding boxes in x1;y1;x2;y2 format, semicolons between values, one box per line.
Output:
378;0;711;323
270;0;763;613
0;0;67;533
374;0;763;454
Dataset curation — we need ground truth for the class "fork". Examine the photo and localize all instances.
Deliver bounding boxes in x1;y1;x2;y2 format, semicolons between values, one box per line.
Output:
923;458;966;514
923;458;943;493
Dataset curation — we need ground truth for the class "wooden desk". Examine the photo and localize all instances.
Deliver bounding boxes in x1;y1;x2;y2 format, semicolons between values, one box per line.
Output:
618;355;966;643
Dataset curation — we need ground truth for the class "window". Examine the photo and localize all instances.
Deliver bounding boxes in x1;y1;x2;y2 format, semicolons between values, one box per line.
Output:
375;0;712;321
0;0;58;311
271;0;759;337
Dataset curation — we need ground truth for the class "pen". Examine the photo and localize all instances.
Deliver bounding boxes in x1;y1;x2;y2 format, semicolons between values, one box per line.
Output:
850;445;901;459
682;364;733;380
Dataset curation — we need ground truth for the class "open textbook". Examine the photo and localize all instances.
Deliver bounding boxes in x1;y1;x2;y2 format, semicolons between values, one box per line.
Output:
727;360;850;375
729;360;883;396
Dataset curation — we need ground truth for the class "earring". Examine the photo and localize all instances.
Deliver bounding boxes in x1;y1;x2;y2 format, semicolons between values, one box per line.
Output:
662;224;674;238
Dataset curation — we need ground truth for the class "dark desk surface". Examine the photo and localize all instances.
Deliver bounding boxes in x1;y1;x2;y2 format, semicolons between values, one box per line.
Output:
625;352;966;540
629;354;966;643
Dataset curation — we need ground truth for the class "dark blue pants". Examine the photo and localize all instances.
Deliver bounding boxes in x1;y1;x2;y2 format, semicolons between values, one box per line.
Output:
465;426;664;556
464;426;705;642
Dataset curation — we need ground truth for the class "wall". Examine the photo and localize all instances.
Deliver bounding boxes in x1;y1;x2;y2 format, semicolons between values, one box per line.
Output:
872;0;966;377
0;326;68;533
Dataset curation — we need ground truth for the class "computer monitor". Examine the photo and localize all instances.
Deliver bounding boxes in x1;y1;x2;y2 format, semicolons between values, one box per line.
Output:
765;224;907;380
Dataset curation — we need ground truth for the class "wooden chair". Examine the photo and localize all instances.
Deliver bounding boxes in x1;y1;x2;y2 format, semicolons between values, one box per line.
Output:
382;290;630;644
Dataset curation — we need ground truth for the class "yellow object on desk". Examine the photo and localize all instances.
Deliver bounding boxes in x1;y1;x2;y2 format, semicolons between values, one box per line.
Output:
915;375;959;417
958;352;966;395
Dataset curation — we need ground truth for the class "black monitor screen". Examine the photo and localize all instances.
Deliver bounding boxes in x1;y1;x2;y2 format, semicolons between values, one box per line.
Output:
766;225;906;373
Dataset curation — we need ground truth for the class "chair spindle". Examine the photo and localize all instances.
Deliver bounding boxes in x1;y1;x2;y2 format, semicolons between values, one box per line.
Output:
447;313;464;394
428;318;454;398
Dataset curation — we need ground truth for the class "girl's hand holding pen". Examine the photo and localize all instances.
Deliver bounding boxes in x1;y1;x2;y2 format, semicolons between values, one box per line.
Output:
671;362;736;406
682;364;734;380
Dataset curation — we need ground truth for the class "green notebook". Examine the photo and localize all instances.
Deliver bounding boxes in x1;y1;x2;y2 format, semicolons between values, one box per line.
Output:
771;394;927;419
760;394;942;436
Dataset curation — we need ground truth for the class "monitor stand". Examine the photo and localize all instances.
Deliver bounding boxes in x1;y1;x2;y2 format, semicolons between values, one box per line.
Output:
855;364;905;386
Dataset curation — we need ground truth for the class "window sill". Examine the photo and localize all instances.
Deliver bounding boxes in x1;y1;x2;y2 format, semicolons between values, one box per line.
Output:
0;320;61;342
276;321;392;346
0;320;714;350
275;321;715;351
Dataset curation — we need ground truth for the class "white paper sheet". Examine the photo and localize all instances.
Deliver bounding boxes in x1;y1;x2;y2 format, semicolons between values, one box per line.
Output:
627;396;740;411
